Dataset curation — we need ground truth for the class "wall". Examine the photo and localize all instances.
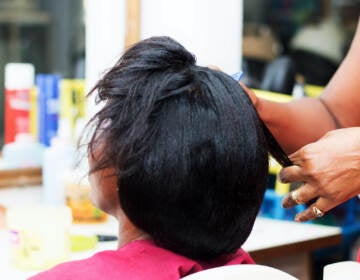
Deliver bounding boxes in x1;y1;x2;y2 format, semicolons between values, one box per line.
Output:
140;0;242;73
85;0;243;114
85;0;126;116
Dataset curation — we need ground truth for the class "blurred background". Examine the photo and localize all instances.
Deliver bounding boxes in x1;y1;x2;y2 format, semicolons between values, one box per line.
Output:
0;0;359;145
0;0;84;146
0;1;359;279
242;0;359;92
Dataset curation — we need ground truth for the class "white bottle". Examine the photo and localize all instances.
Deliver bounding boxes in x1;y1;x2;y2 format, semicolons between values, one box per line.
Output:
292;74;305;99
42;136;75;205
2;133;45;169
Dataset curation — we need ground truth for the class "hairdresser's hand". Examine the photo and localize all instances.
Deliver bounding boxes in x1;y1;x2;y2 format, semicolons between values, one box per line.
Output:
281;127;360;222
207;65;222;71
239;82;258;107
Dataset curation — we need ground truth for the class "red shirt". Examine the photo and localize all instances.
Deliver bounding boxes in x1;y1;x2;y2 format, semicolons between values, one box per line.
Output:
29;240;254;280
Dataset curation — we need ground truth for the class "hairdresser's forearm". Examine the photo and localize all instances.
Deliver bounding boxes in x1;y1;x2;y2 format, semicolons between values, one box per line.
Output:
319;19;360;128
257;97;336;154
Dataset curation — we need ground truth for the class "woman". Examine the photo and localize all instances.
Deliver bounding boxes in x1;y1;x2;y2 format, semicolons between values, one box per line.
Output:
30;36;287;279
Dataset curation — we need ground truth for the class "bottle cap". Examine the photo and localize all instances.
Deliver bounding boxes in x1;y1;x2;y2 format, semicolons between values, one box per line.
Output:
5;63;35;90
15;133;35;143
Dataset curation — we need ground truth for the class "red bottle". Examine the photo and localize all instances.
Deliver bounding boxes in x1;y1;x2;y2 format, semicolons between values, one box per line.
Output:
4;63;35;144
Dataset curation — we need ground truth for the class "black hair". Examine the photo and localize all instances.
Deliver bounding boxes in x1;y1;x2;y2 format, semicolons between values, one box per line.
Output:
87;36;289;261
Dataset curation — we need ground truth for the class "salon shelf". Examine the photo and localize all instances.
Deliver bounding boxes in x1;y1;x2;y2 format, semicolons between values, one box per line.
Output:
0;167;42;188
0;10;50;25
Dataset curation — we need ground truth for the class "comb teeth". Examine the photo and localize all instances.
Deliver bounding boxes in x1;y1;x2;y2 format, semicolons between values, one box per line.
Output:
231;71;244;82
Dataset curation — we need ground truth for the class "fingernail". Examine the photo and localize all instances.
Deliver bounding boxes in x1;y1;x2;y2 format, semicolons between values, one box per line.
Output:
295;215;304;222
282;202;289;209
279;171;287;183
281;196;290;208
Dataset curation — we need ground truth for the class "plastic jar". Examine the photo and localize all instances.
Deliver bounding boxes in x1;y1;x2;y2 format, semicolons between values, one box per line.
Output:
1;133;45;169
64;170;107;224
6;205;72;270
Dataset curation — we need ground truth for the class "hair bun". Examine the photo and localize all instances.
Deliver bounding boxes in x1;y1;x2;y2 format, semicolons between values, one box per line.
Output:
122;36;196;72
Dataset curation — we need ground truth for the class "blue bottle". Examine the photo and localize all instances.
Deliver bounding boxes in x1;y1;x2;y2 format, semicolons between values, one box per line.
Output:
36;74;61;146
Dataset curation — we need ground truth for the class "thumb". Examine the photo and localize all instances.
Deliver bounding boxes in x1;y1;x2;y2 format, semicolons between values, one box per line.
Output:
239;82;258;107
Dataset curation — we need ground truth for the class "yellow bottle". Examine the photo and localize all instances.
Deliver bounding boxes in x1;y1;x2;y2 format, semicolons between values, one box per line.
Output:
269;157;290;195
59;79;86;141
29;87;38;141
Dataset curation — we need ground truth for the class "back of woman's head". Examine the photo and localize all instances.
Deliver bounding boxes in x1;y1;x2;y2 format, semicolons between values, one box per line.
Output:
88;36;268;261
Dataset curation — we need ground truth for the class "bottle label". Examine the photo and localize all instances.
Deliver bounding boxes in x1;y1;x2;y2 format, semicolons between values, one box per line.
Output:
46;99;59;115
9;229;20;245
5;89;31;144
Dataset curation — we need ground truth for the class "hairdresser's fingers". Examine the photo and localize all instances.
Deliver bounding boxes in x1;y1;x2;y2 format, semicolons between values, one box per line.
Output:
282;183;318;208
294;197;333;222
279;165;305;183
207;65;222;71
239;82;258;107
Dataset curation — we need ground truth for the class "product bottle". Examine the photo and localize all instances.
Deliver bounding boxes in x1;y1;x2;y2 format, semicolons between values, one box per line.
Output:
1;133;45;169
36;74;61;146
292;74;306;99
59;79;86;139
42;135;75;205
29;87;38;141
4;63;35;144
63;159;108;224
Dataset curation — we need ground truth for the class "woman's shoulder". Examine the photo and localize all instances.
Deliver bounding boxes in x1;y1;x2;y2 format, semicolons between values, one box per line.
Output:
28;240;253;280
28;240;198;280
